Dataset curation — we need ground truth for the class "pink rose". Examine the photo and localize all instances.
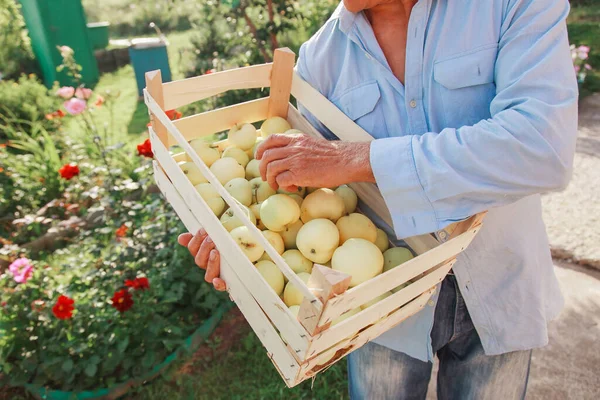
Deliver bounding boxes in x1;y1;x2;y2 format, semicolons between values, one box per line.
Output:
8;258;34;284
75;87;93;100
577;45;590;54
578;52;589;61
574;65;581;73
56;86;75;99
63;98;87;115
584;64;592;71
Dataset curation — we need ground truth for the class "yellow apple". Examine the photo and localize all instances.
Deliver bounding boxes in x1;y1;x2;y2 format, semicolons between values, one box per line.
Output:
209;157;245;185
331;307;361;326
259;194;301;232
251;137;264;159
360;292;393;310
222;147;250;168
383;247;414;273
277;186;307;198
260;116;291;138
283;128;303;135
220;205;256;232
249;203;262;220
257;230;285;262
332;238;384;287
228;123;257;151
255;260;284;296
230;226;264;262
335;185;358;214
374;228;390;252
336;213;377;244
178;161;207;186
282;249;313;274
300;188;345;223
245;159;261;180
280;219;303;250
289;194;303;207
283;272;311;307
172;152;187;163
195;183;225;216
250;177;276;203
296;219;340;263
391;282;410;293
187;139;220;167
224;177;252;206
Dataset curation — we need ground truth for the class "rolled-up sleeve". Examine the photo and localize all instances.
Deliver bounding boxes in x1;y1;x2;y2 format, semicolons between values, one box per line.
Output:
370;0;578;239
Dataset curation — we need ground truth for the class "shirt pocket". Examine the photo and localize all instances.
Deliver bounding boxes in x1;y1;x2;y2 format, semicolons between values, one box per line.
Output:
332;81;387;138
433;44;498;128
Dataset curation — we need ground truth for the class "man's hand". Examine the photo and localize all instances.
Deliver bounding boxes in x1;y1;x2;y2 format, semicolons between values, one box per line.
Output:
178;229;226;291
255;134;375;192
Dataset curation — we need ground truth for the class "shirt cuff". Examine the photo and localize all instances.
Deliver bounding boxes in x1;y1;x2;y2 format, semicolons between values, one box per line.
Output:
370;136;438;239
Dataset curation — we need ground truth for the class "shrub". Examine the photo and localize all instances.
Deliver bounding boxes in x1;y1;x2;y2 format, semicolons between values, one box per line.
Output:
0;0;38;80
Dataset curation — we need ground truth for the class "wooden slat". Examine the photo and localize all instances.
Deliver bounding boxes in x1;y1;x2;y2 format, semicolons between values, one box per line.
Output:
172;97;270;141
149;126;313;357
153;163;300;382
316;226;480;325
305;260;453;358
162;64;273;110
145;70;169;147
267;48;295;119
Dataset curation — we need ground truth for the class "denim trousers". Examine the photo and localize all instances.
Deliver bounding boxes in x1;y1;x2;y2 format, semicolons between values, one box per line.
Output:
347;275;532;400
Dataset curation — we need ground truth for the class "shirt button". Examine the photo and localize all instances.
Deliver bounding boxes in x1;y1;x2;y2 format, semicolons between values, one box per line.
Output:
437;230;448;241
409;100;417;108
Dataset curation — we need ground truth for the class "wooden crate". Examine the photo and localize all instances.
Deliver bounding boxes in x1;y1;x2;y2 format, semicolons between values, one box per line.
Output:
144;48;485;387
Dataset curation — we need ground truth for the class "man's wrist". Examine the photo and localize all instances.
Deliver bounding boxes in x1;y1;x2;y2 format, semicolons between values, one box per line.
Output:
341;142;375;183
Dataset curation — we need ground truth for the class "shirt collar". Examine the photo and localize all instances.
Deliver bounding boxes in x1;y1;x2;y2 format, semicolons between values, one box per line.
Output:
331;3;358;35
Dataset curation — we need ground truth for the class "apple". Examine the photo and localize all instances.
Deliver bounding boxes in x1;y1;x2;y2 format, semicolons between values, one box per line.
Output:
283;129;303;135
332;238;384;287
187;139;220;167
331;307;361;326
210;157;245;185
172;152;187;163
169;145;183;154
383;247;414;273
281;305;301;345
360;291;392;310
250;177;276;203
280;219;303;250
178;161;207;186
283;272;311;307
335;185;358;214
257;219;267;230
261;116;292;138
245;159;261;180
278;186;307;198
230;226;264;262
220;205;256;232
300;188;345;223
374;228;390;252
307;186;336;194
255;260;284;296
222;147;250;168
282;249;313;274
195;183;225;216
391;282;410;294
228;123;257;150
224;177;252;206
336;213;377;244
296;219;340;263
249;203;262;220
288;194;303;207
260;194;301;232
251;137;264;159
257;230;285;262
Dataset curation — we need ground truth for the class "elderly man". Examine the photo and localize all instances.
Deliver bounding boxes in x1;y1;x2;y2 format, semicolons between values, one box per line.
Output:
178;0;578;398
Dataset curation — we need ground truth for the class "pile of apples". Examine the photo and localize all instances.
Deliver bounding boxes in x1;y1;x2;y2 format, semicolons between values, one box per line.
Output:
172;116;416;324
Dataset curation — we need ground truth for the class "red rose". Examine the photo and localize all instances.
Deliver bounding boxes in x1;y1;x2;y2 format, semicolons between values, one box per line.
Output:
115;224;128;238
165;109;183;120
111;289;133;313
125;277;150;290
52;295;75;320
136;139;153;158
58;163;80;180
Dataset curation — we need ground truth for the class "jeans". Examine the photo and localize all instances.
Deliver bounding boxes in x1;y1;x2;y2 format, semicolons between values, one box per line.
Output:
347;275;532;400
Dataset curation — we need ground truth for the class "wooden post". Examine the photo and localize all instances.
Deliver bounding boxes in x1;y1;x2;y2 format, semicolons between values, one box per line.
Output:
145;70;169;147
298;264;351;335
267;48;296;119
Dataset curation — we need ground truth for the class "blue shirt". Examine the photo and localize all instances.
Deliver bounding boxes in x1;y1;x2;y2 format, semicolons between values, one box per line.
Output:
296;0;578;361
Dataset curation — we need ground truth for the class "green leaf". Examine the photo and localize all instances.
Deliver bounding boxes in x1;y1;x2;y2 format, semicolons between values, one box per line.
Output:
117;336;129;353
84;363;97;377
61;359;73;373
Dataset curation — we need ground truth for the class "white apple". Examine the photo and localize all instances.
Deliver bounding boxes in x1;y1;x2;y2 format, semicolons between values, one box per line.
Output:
360;292;392;310
255;260;284;296
283;129;303;135
375;228;390;252
230;226;264;262
245;159;261;180
300;188;345;223
260;194;301;232
220;205;256;232
332;238;384;287
282;249;313;274
280;219;303;250
250;177;276;203
307;186;336;194
335;185;358;214
289;194;303;207
281;305;301;345
210;157;245;185
336;213;377;244
331;307;361;326
296;219;340;263
257;230;285;262
261;116;291;138
172;152;187;163
249;203;262;220
224;177;252;206
283;272;311;307
195;183;225;216
383;247;414;273
178;161;207;186
228;123;257;150
251;137;264;159
278;186;307;198
187;139;220;167
222;147;250;168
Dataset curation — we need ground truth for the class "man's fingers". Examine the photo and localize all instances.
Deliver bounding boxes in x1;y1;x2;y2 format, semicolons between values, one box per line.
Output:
195;236;215;269
205;249;221;283
212;278;227;292
259;148;290;182
255;134;294;160
266;160;290;191
276;171;298;193
178;233;193;247
187;229;207;257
